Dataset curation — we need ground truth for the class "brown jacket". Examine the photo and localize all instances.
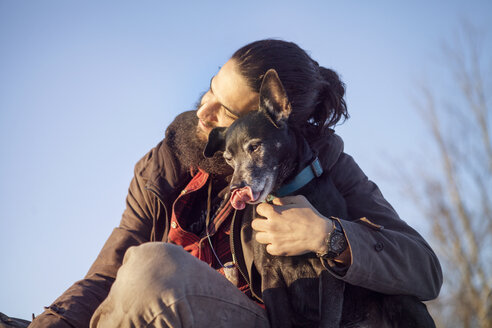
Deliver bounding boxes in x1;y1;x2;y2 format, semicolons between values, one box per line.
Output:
30;129;442;328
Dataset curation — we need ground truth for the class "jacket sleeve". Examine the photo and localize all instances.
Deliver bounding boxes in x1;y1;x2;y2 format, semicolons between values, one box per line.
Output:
326;152;442;301
29;147;165;328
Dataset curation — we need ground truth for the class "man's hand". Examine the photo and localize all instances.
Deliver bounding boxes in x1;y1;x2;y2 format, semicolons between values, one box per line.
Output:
252;195;333;256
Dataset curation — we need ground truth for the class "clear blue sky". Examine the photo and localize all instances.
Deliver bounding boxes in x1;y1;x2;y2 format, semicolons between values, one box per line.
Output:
1;0;491;320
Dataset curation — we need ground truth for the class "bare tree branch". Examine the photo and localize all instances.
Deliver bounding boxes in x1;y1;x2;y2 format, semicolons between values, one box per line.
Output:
394;22;491;327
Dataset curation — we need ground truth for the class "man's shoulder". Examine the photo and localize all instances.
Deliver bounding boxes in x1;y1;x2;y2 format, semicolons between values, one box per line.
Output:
313;132;345;172
134;111;197;195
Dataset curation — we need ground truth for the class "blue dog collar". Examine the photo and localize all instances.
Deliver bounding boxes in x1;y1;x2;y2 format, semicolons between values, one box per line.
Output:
271;157;323;198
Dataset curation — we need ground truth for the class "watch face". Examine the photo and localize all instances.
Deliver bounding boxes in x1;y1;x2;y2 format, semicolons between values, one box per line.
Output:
330;232;347;253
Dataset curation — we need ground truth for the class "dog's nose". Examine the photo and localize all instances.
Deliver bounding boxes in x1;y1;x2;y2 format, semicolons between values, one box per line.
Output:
230;181;247;190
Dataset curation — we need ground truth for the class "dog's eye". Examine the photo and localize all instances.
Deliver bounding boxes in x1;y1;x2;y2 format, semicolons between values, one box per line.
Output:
248;144;260;153
223;152;233;162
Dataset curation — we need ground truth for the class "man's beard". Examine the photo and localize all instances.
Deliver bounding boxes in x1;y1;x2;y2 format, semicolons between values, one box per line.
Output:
166;110;233;177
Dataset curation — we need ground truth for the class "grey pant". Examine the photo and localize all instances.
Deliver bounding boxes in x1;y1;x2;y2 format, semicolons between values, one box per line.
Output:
90;242;270;328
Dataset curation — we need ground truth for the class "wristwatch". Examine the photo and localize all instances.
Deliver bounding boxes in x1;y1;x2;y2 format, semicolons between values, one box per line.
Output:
316;218;347;259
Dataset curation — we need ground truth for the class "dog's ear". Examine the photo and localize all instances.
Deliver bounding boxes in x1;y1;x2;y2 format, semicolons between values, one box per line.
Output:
259;69;292;127
203;126;227;158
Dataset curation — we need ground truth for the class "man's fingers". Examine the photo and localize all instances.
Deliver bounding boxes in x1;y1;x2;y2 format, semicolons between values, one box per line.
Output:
251;218;268;232
258;195;308;215
266;244;285;256
256;202;275;217
271;195;307;206
255;231;270;244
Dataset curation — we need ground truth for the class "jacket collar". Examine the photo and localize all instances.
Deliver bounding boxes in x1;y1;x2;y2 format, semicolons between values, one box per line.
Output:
142;139;189;204
313;132;344;172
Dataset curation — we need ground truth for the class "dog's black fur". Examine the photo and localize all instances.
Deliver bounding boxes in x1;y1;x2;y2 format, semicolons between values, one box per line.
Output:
204;69;435;328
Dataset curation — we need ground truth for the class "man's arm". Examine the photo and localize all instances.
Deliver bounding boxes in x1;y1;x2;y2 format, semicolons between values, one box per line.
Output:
254;152;442;301
29;146;166;327
328;152;443;300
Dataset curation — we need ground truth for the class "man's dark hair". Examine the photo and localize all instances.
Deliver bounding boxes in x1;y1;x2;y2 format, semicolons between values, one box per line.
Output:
232;39;348;141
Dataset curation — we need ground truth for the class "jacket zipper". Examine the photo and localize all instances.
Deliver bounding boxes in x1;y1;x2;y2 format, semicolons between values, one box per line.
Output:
229;209;253;290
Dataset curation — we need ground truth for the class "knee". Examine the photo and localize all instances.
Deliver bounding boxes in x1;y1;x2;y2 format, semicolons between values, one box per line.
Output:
119;242;196;286
123;242;186;266
112;243;206;303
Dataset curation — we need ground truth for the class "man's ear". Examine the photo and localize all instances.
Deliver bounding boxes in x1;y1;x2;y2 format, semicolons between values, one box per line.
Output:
203;126;227;158
259;69;292;127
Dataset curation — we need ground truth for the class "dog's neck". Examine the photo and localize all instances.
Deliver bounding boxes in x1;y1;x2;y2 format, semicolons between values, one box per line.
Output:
274;130;317;191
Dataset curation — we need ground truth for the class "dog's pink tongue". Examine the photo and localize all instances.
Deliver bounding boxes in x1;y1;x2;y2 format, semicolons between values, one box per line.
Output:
231;186;257;210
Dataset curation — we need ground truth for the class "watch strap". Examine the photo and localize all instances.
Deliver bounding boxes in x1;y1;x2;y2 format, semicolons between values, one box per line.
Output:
316;217;347;259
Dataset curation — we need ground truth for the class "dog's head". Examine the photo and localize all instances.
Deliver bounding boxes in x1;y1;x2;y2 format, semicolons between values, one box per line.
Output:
204;69;296;209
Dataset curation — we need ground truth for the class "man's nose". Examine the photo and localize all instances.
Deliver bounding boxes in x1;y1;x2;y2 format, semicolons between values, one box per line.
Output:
197;92;220;122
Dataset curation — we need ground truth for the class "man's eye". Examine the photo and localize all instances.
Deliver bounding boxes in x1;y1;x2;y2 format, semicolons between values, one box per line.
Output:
222;106;238;120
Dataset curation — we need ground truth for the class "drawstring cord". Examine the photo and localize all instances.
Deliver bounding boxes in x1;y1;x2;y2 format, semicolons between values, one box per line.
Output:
205;178;234;269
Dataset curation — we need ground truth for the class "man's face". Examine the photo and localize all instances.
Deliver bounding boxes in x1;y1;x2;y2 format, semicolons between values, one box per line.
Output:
196;59;259;140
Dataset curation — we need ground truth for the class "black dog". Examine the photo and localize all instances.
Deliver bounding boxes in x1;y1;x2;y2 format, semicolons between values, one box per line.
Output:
204;69;435;328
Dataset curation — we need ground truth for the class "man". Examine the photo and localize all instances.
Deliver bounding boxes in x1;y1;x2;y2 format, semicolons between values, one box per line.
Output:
30;40;442;327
